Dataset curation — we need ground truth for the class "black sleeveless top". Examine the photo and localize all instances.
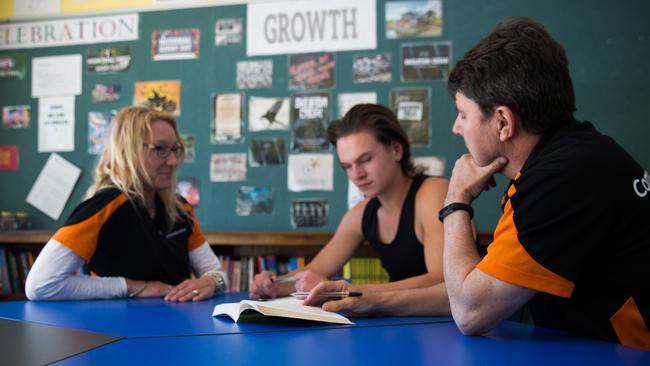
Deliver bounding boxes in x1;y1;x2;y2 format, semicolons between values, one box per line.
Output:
361;174;429;281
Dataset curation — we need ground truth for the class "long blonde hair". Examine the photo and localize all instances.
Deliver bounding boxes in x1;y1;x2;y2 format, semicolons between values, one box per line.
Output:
87;106;186;225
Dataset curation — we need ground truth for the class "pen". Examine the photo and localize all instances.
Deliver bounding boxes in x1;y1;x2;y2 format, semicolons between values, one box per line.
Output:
291;291;362;298
272;275;296;284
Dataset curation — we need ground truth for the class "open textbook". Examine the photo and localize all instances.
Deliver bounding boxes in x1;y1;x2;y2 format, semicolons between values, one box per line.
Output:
212;296;353;325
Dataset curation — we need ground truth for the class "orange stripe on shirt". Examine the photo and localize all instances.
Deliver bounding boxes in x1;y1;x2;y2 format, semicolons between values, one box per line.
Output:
183;202;206;250
610;296;650;351
52;194;129;261
477;189;574;298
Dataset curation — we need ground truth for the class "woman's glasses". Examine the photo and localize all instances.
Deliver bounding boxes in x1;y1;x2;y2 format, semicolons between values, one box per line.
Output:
143;144;185;159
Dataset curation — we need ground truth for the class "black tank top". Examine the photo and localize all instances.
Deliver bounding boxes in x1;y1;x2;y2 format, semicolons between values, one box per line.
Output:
361;174;428;281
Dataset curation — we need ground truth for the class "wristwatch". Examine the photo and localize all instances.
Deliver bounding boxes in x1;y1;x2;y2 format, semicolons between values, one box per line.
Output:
202;270;227;293
438;202;474;222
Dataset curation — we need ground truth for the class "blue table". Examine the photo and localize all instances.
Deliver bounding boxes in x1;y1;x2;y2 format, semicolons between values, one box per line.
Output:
54;321;650;366
1;293;647;365
0;292;451;337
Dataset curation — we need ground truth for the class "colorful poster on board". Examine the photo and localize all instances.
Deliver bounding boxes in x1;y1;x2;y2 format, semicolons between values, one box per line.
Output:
151;28;200;60
390;88;430;146
133;80;181;115
249;138;286;167
385;0;442;39
91;84;121;103
0;146;19;170
401;42;451;81
291;91;330;152
177;177;200;207
237;60;273;89
353;52;392;83
215;18;242;46
87;46;131;73
288;53;335;90
0;53;26;79
236;186;273;215
248;97;289;131
2;105;30;128
88;110;116;155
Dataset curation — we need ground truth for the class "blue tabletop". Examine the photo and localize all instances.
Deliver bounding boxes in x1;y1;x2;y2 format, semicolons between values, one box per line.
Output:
0;292;451;337
54;321;649;366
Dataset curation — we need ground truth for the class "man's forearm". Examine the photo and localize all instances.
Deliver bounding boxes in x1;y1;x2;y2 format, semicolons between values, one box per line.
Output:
374;282;450;316
443;211;483;316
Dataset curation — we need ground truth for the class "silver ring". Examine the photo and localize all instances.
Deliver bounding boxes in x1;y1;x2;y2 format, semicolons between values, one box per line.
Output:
192;290;199;295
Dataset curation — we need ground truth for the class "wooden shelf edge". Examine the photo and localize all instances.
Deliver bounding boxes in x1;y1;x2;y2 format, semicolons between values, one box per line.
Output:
0;230;335;246
0;230;493;246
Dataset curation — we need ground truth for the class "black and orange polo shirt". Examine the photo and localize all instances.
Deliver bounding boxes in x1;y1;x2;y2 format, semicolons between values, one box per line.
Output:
477;120;650;350
52;187;206;286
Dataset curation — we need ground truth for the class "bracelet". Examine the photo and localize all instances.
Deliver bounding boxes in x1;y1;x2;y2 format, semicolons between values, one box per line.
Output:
202;270;226;293
128;281;148;298
438;202;474;222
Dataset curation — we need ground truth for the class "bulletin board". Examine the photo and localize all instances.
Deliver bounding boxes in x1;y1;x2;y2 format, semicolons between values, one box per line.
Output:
1;0;649;233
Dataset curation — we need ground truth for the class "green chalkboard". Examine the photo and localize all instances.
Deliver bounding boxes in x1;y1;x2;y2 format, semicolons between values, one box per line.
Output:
1;0;649;233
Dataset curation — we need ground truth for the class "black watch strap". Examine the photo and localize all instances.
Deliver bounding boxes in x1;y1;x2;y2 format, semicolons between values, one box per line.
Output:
438;202;474;222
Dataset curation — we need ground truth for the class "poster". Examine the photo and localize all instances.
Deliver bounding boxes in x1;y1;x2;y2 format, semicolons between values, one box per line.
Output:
177;177;200;206
287;153;334;192
348;179;365;209
88;110;116;155
237;60;273;89
0;53;26;79
31;54;82;97
413;156;445;176
215;18;242;46
212;93;243;143
288;53;335;90
91;84;121;103
236;186;273;215
337;92;377;118
291;199;329;228
180;134;195;163
249;138;286;167
0;146;19;170
151;28;200;60
87;46;131;73
390;88;430;146
248;97;289;131
401;42;451;81
26;153;81;220
38;96;75;152
291;91;330;152
210;153;247;182
133;80;181;115
385;0;442;39
2;105;30;128
353;52;392;83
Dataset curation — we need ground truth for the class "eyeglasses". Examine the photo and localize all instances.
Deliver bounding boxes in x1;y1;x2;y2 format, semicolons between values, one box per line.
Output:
143;144;185;159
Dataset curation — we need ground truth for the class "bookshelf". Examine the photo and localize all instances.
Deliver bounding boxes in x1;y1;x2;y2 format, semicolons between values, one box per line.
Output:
0;230;494;299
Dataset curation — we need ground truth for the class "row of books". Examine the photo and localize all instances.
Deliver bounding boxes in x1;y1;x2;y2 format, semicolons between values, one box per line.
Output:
0;247;40;294
217;255;389;293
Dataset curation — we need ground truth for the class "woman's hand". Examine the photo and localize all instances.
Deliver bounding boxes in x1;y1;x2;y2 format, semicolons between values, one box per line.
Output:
164;277;217;302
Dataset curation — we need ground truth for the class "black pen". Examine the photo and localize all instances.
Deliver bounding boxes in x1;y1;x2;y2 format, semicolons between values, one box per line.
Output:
272;275;296;284
291;291;362;298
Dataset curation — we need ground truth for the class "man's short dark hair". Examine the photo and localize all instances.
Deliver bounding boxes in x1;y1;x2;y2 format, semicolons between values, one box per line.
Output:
448;17;576;134
327;104;420;176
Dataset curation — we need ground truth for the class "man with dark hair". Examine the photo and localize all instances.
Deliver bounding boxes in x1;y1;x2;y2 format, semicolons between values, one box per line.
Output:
442;17;650;350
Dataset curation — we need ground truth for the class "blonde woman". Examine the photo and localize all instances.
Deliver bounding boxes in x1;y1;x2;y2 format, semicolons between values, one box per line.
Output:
26;107;227;301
